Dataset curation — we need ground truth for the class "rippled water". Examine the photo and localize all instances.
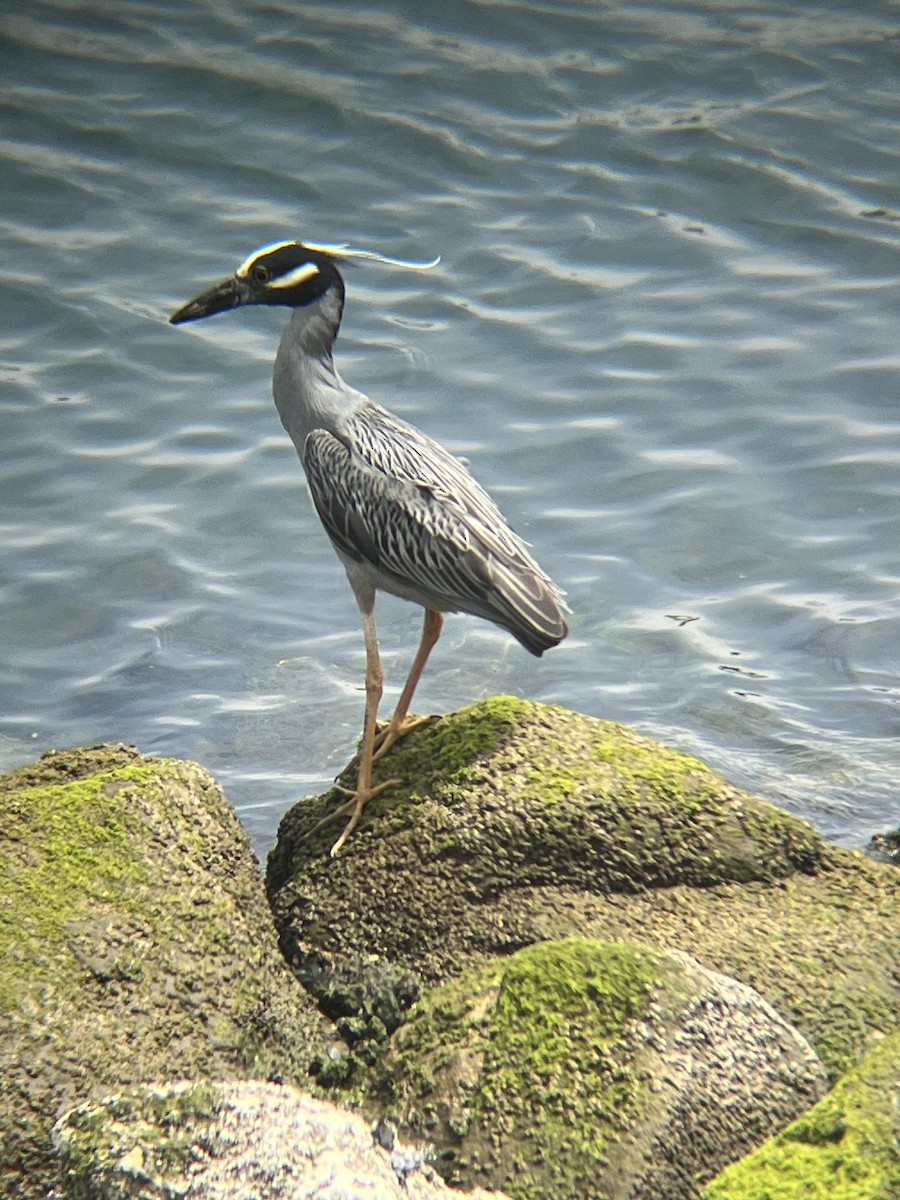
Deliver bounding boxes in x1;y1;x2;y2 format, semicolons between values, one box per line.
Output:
2;0;899;856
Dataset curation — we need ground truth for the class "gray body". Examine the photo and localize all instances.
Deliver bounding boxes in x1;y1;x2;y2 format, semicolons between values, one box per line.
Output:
272;289;568;655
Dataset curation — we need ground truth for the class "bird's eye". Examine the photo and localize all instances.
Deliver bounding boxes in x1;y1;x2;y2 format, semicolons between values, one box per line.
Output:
252;265;272;284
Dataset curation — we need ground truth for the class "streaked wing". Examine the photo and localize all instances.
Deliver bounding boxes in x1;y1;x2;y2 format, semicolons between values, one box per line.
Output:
350;404;529;561
302;404;567;646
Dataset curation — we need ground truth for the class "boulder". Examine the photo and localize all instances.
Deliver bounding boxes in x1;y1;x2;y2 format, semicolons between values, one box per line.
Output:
361;938;827;1200
702;1030;900;1199
267;697;898;1197
267;698;899;1083
0;745;331;1200
52;1079;512;1200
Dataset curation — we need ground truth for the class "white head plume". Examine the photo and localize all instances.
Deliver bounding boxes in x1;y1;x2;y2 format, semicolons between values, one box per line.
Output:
304;242;441;270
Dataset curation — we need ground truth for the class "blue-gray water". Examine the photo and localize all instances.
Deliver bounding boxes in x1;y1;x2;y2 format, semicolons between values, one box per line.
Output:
2;1;899;859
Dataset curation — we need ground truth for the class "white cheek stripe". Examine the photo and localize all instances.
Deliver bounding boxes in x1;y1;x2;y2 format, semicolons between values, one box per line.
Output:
235;240;298;278
267;262;320;289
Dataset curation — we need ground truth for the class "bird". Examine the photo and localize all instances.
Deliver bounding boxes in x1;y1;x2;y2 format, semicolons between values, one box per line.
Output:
170;239;568;855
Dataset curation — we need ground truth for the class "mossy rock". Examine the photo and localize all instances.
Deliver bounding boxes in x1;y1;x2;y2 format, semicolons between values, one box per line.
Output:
267;698;898;1081
269;697;822;904
702;1030;900;1200
0;745;331;1200
267;696;823;978
54;1080;222;1199
360;938;826;1200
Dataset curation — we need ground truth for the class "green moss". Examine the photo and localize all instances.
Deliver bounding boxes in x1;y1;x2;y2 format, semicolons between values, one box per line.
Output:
422;698;797;852
589;729;722;812
397;694;532;782
474;938;660;1135
0;767;154;1011
702;1031;900;1200
368;939;672;1200
60;1081;221;1189
380;696;739;846
369;957;503;1102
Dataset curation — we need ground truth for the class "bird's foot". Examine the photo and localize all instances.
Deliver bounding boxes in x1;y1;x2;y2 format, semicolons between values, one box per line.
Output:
372;712;439;762
304;776;401;857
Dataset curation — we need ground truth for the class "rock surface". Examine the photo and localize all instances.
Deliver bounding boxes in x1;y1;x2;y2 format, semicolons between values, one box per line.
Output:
4;705;897;1200
0;745;330;1200
52;1080;512;1200
267;697;899;1199
267;698;899;1083
361;938;826;1200
702;1030;900;1199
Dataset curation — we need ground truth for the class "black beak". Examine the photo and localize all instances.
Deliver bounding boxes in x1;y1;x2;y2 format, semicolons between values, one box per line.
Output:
169;276;246;325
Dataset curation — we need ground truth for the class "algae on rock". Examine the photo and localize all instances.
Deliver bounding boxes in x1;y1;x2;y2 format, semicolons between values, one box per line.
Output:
0;744;330;1200
702;1030;900;1200
361;938;826;1200
267;698;898;1079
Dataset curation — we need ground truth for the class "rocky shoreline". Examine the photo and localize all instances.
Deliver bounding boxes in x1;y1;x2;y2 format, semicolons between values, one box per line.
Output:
2;697;897;1199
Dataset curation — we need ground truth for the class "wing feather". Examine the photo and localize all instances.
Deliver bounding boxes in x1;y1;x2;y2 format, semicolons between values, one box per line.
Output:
302;404;568;653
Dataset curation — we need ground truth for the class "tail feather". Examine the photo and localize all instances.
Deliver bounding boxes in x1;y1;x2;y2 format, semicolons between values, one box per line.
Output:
484;557;569;656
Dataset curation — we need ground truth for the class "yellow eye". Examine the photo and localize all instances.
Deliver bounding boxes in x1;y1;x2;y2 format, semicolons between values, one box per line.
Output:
252;265;272;284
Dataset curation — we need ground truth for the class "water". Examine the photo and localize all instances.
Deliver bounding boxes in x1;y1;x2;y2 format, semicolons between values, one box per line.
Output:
2;0;899;858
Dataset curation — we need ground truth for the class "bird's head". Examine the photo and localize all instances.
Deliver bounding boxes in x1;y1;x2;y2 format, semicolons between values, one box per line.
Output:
169;240;439;325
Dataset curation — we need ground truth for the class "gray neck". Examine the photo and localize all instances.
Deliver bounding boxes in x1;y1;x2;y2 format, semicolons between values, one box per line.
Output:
272;284;364;454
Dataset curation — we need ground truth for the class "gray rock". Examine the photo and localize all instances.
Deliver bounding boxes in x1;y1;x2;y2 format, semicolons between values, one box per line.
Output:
632;950;828;1199
361;938;826;1200
267;697;899;1085
52;1080;512;1200
0;745;331;1200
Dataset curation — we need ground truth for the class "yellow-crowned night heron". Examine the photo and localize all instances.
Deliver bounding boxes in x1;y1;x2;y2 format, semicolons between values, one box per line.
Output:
170;240;568;854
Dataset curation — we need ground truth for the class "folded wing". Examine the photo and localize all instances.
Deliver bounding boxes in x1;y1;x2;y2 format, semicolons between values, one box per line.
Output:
302;404;568;655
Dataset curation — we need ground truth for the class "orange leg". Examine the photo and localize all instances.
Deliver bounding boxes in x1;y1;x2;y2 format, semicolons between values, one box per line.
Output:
307;603;400;856
373;608;443;761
